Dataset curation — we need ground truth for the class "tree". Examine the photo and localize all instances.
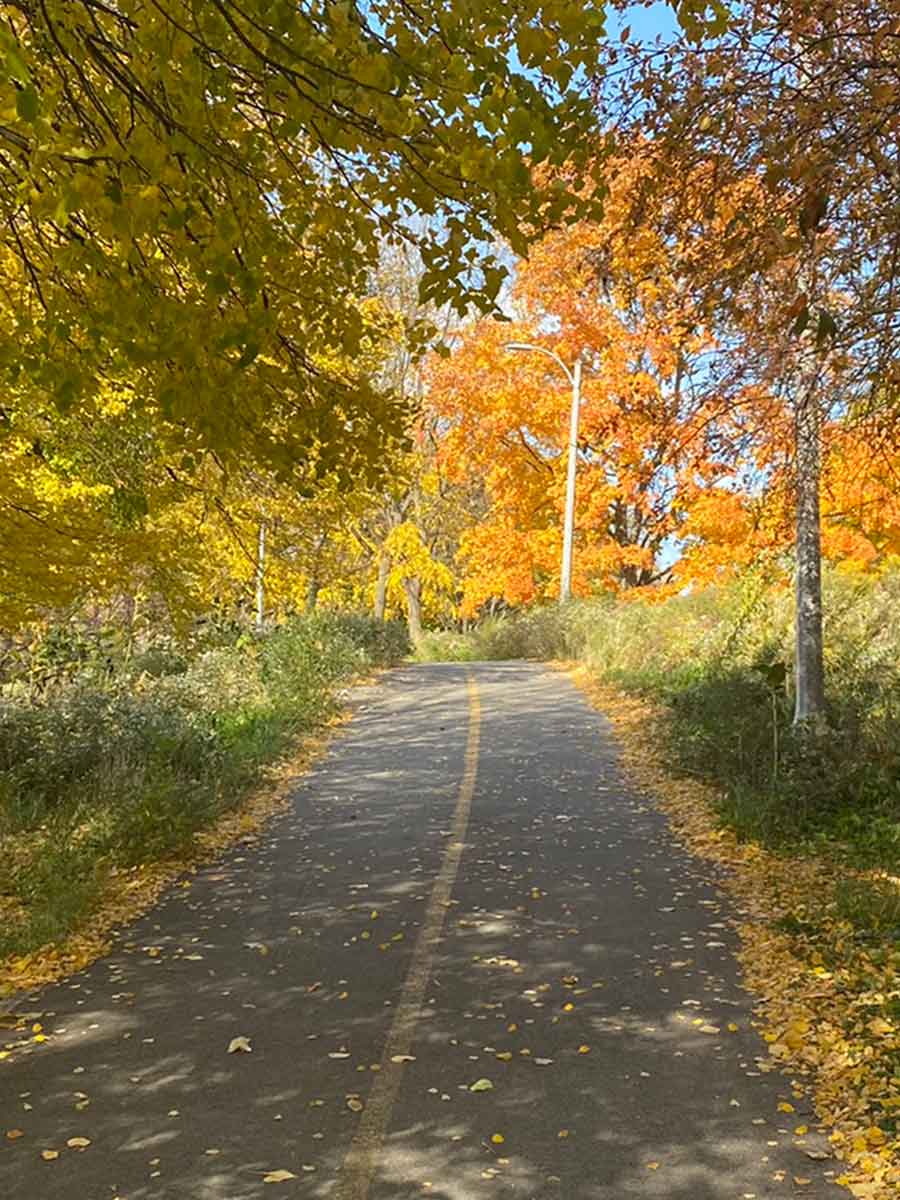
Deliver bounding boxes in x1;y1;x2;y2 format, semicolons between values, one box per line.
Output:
0;1;622;479
602;0;900;721
427;176;758;615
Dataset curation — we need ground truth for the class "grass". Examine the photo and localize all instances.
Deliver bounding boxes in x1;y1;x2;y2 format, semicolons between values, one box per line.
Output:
0;613;409;960
417;568;900;925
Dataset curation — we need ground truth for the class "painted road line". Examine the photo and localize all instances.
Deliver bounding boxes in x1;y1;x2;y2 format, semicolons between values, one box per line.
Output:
334;670;481;1200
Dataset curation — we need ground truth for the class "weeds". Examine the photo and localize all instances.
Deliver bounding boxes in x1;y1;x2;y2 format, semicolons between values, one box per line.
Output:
0;614;409;958
419;569;900;873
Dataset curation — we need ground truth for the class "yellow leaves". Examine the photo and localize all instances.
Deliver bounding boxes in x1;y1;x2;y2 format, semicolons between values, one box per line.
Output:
469;1078;493;1092
490;1133;505;1145
6;1129;24;1140
40;1149;59;1161
66;1137;90;1149
263;1169;297;1183
577;1044;591;1054
579;673;900;1200
868;1017;893;1038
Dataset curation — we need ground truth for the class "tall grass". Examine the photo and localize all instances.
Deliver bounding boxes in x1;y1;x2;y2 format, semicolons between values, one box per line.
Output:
0;614;409;957
418;570;900;871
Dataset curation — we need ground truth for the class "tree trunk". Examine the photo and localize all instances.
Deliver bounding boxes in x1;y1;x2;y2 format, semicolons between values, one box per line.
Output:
374;552;390;621
793;389;826;724
403;576;424;646
305;576;320;613
255;519;266;631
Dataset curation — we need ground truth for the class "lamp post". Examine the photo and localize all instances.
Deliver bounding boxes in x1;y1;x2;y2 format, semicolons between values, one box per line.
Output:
505;342;582;603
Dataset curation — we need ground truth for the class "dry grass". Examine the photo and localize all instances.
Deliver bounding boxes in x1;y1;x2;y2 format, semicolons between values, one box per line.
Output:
568;666;900;1200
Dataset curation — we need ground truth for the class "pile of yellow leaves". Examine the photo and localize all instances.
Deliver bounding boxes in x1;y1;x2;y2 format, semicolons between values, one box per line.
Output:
571;669;900;1200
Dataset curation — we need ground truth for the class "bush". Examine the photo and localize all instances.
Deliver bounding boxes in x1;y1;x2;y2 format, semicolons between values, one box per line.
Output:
419;570;900;870
0;612;408;958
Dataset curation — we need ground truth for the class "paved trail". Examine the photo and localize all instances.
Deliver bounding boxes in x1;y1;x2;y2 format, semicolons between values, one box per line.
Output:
1;663;844;1200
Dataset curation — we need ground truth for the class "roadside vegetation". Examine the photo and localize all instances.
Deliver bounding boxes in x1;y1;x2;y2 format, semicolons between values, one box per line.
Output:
419;568;900;875
0;615;409;964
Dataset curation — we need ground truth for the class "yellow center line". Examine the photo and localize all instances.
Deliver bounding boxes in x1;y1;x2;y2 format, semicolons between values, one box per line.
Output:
334;671;481;1200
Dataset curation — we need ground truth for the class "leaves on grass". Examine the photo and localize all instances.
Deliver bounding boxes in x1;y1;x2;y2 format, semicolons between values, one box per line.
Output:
577;674;900;1199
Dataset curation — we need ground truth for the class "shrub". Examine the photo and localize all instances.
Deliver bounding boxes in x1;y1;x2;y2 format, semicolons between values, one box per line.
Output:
420;570;900;870
0;611;408;958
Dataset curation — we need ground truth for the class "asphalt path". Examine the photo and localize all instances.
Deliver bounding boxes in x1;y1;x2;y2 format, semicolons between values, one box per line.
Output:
1;662;846;1199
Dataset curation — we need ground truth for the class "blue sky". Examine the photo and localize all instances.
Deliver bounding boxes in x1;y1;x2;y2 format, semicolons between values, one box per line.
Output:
610;2;682;44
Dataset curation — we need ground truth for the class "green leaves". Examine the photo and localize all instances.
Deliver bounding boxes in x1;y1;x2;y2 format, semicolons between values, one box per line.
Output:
15;86;38;123
792;307;811;337
816;310;837;345
790;306;838;345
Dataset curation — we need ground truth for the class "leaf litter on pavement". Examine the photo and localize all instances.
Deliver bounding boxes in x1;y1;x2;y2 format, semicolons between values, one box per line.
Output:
571;668;900;1200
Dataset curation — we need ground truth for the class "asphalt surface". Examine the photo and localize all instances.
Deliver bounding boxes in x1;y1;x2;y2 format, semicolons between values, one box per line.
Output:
0;662;846;1200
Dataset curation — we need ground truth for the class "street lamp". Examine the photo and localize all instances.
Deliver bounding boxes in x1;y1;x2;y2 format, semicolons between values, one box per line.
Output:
504;342;582;603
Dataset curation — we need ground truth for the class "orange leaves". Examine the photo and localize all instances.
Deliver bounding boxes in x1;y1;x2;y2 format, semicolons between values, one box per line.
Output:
426;182;755;609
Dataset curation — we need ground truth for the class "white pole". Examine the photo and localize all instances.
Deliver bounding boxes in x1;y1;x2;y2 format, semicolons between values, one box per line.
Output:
255;519;266;631
559;356;581;604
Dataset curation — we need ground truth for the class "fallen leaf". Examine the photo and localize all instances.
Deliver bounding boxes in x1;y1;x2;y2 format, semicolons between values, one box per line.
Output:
646;1162;660;1170
227;1036;252;1054
469;1078;493;1092
41;1150;59;1161
390;1054;416;1064
347;1098;364;1112
263;1169;297;1183
577;1044;591;1054
491;1134;505;1145
805;1150;829;1161
66;1137;90;1149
